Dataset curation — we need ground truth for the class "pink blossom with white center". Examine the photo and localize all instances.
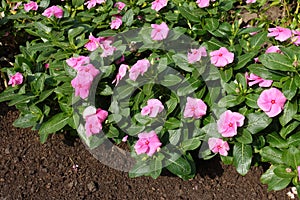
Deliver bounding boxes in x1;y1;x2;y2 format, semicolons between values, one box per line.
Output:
265;46;282;54
208;138;230;156
257;88;287;117
134;131;162;156
114;2;126;11
84;34;101;51
245;72;273;87
24;1;38;12
8;72;23;87
151;22;169;41
112;64;128;85
196;0;210;8
183;97;207;119
246;0;256;3
129;59;151;81
267;27;292;42
292;30;300;46
42;6;63;18
217;110;245;137
66;56;90;70
84;0;106;9
141;99;164;118
187;47;207;64
210;47;234;67
71;73;93;99
151;0;168;11
110;15;122;29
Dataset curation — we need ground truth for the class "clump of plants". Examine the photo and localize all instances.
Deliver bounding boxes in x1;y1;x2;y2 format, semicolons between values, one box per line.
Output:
0;0;300;196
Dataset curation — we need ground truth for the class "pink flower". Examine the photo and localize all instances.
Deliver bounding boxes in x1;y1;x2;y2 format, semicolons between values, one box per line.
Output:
85;0;106;9
66;56;90;70
112;64;128;85
24;1;38;12
151;22;169;41
246;0;256;3
183;97;207;119
77;64;100;78
265;46;281;54
83;106;107;137
208;138;230;156
141;99;164;117
187;47;207;64
245;72;273;87
122;135;128;142
71;73;92;99
217;110;245;137
267;27;292;42
84;34;101;51
42;6;63;18
129;59;151;81
151;0;168;11
110;15;122;29
12;2;22;10
116;55;125;65
297;166;300;181
114;2;126;11
292;30;300;46
99;41;117;57
44;63;50;69
210;47;234;67
196;0;210;8
8;72;23;87
134;131;162;156
257;88;287;117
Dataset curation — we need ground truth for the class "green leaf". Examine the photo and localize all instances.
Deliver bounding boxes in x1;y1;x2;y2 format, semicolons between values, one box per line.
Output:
246;112;272;134
279;100;297;126
234;52;256;70
181;138;201;151
233;143;252;176
282;146;300;169
250;32;267;49
273;165;296;178
165;154;192;180
169;129;182;145
8;95;36;106
205;18;219;31
259;53;296;72
172;54;193;72
165;118;182;129
279;121;300;139
149;154;164;179
282;78;297;100
165;97;178;115
39;113;70;143
260;146;284;165
219;67;233;82
261;165;292;191
72;0;84;7
129;159;151;178
178;6;201;22
126;124;145;136
245;93;259;109
236;129;253;144
161;74;182;87
0;90;20;103
218;95;244;108
13;114;39;128
68;26;85;45
248;64;284;81
123;9;135;26
288;132;300;147
266;132;289;149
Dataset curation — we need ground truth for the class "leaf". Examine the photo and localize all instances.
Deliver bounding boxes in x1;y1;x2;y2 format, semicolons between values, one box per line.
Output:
39;113;70;143
169;129;182;145
248;64;284;81
259;53;296;72
161;74;182;87
279;101;297;126
178;6;201;22
165;118;182;130
246;112;272;134
68;26;85;45
149;154;164;179
261;166;292;191
123;9;135;26
13;114;39;128
282;78;297;100
273;166;296;178
205;18;219;31
8;95;36;106
245;93;259;109
236;129;253;144
172;54;193;72
129;160;151;178
219;67;233;82
279;121;300;139
218;95;244;108
260;146;284;165
181;138;201;151
165;97;178;115
250;32;267;49
165;153;192;180
234;52;256;70
72;0;84;7
233;143;252;176
282;146;300;169
266;132;289;149
288;132;300;147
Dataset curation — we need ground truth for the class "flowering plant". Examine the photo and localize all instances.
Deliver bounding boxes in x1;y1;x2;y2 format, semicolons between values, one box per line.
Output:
0;0;300;196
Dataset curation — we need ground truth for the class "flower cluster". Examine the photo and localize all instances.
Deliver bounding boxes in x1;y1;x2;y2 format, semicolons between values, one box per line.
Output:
83;106;108;137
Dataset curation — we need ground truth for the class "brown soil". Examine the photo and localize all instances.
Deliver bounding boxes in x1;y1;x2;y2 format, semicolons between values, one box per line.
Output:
0;99;296;200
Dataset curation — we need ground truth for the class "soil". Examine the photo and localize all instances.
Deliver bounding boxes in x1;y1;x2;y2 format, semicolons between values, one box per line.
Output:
0;97;297;199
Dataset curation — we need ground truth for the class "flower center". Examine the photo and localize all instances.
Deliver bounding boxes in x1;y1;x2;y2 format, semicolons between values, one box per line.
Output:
228;122;233;127
218;53;223;57
271;100;275;104
145;140;149;145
